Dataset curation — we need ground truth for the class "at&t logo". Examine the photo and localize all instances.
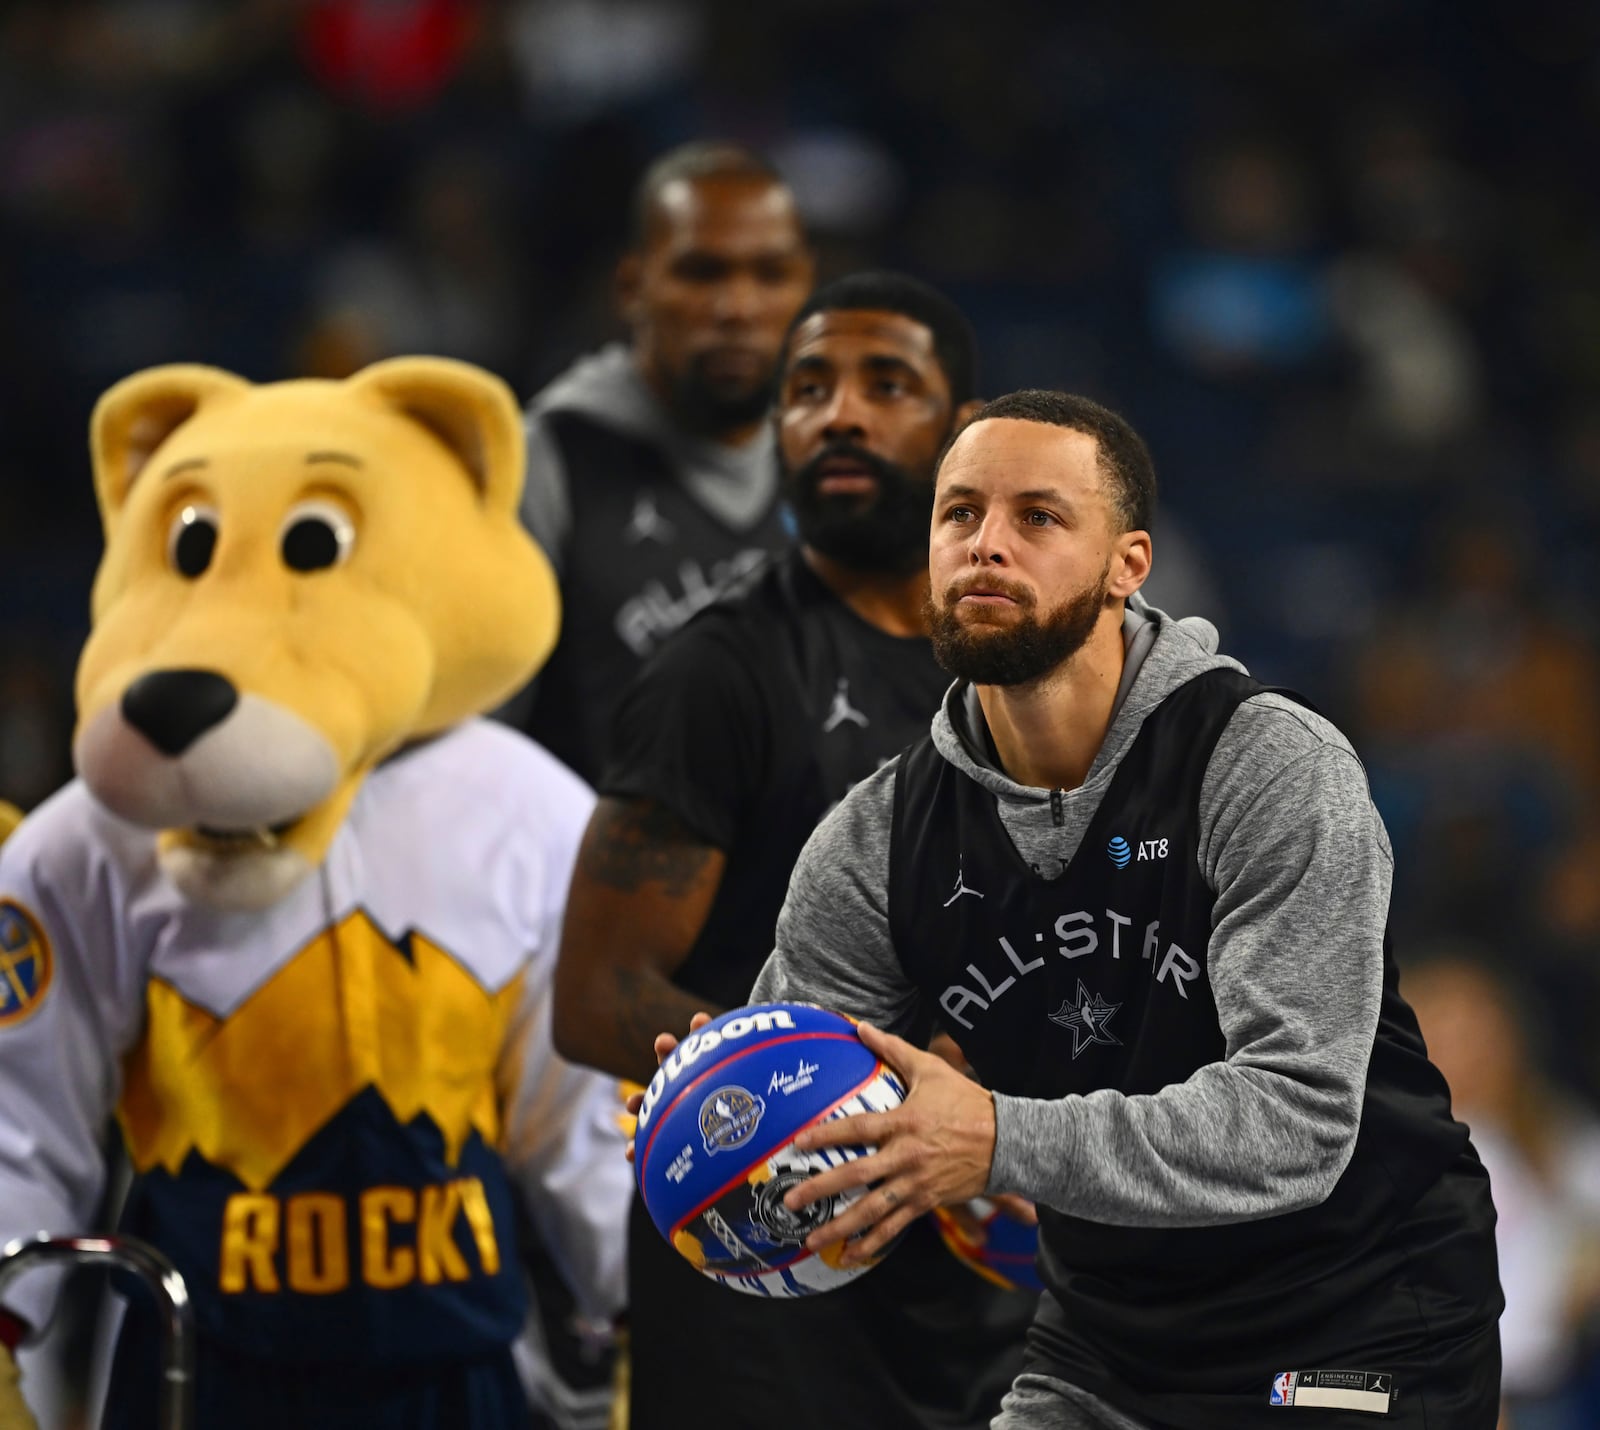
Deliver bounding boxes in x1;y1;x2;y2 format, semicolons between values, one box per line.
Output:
1108;835;1169;867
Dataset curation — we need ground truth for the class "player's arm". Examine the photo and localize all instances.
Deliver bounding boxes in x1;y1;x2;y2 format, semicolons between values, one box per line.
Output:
551;625;763;1084
552;798;727;1084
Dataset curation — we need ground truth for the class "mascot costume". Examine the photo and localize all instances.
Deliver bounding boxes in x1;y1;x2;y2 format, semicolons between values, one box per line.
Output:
0;357;630;1428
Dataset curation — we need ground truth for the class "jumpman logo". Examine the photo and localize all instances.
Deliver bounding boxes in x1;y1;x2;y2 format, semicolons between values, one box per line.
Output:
623;491;677;545
943;856;984;907
821;678;869;732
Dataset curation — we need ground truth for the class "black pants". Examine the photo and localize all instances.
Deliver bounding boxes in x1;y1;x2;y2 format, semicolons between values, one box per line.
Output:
627;1190;1034;1430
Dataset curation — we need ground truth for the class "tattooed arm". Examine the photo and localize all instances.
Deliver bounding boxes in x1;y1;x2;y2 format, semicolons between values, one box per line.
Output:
552;797;729;1083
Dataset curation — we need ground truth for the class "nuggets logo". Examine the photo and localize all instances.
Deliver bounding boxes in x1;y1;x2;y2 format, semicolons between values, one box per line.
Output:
0;900;52;1027
748;1168;831;1247
699;1086;765;1156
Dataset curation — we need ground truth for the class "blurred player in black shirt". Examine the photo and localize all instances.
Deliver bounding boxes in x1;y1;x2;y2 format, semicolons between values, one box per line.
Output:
509;142;813;783
553;272;1038;1429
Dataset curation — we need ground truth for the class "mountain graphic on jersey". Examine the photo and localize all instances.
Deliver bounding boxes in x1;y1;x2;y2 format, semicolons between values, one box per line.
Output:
118;909;521;1192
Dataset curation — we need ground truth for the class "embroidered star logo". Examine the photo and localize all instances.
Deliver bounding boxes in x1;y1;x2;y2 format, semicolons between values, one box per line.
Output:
1047;979;1123;1058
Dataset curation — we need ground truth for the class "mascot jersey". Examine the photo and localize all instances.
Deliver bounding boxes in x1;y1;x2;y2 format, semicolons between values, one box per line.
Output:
0;718;628;1373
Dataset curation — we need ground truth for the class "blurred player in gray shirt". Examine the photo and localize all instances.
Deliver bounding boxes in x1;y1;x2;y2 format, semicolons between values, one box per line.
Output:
509;142;813;782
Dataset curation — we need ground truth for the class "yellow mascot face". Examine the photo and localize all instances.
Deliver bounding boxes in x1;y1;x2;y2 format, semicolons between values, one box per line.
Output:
74;357;559;911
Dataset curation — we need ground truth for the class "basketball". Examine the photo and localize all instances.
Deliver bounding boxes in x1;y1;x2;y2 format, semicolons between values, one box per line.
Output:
932;1199;1044;1293
633;1002;906;1297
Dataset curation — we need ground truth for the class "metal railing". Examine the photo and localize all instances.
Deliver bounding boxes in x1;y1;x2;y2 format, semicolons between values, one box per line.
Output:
0;1233;193;1430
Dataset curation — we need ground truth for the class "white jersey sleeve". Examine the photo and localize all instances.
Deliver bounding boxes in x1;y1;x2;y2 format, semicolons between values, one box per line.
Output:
493;740;631;1326
0;787;148;1335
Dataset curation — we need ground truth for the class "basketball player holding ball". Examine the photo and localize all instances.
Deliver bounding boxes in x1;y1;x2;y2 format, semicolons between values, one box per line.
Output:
744;392;1504;1428
554;273;1037;1429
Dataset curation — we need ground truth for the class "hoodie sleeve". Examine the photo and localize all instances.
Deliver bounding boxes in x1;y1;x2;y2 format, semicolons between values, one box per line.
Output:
987;695;1392;1225
519;411;572;574
749;763;923;1036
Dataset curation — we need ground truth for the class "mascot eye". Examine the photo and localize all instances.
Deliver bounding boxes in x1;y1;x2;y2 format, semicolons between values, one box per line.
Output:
279;501;355;573
168;504;220;579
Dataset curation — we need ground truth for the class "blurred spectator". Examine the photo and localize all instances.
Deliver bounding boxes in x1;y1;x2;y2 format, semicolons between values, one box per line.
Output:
1406;952;1600;1427
1351;505;1600;950
295;145;527;376
1151;135;1331;379
504;140;813;783
301;0;483;113
506;0;704;123
0;650;73;811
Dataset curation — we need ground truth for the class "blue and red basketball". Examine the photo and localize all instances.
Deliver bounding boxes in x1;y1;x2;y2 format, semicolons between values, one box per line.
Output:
633;1002;905;1297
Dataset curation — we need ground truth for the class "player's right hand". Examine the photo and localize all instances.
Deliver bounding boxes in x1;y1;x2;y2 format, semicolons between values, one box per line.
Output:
0;1345;39;1430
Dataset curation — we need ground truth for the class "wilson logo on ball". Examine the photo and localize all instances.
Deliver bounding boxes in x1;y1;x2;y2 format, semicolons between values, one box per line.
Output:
637;1007;797;1136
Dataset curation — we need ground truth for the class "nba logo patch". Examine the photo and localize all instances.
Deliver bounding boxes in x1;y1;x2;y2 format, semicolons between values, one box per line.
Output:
1269;1368;1392;1413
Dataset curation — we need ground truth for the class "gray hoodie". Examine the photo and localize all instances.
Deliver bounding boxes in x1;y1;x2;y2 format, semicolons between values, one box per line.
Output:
751;599;1394;1228
520;343;780;571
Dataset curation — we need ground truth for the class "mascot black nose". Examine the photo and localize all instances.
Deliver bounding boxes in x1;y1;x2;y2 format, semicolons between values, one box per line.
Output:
121;670;239;757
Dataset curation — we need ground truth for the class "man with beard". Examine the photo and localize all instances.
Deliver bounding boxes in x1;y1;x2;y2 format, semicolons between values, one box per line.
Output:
510;141;813;782
553;273;1038;1428
735;389;1503;1428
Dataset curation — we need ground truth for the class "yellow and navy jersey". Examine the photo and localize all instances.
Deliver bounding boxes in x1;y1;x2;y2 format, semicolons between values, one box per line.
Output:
0;719;630;1365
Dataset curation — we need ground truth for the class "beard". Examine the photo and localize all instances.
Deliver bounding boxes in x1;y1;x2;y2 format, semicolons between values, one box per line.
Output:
928;562;1111;686
781;441;934;574
666;351;779;434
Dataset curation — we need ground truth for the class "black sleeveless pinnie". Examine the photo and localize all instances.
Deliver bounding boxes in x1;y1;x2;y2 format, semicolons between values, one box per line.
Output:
888;669;1501;1428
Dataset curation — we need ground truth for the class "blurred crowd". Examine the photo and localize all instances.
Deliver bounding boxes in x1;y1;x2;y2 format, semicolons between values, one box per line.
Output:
2;0;1599;1421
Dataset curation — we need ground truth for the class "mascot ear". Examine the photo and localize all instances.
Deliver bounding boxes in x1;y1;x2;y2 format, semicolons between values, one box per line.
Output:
346;357;524;514
90;365;252;529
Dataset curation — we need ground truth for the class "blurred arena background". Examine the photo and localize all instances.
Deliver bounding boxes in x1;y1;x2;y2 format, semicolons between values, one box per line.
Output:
2;1;1599;1424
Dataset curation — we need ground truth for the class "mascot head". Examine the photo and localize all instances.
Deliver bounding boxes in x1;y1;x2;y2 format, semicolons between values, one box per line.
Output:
74;356;559;911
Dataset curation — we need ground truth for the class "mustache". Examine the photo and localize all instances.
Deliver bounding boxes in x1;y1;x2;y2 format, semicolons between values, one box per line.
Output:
943;574;1035;607
790;441;902;490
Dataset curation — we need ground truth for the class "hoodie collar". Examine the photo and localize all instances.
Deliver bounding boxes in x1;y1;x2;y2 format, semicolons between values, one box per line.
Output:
933;596;1239;801
532;341;777;484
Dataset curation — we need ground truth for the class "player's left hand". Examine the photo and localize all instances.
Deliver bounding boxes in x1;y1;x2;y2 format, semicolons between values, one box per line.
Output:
622;1012;713;1163
782;1021;997;1265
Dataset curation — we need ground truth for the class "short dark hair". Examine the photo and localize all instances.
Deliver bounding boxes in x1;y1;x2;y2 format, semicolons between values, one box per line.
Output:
628;141;786;249
952;389;1156;533
782;270;978;405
